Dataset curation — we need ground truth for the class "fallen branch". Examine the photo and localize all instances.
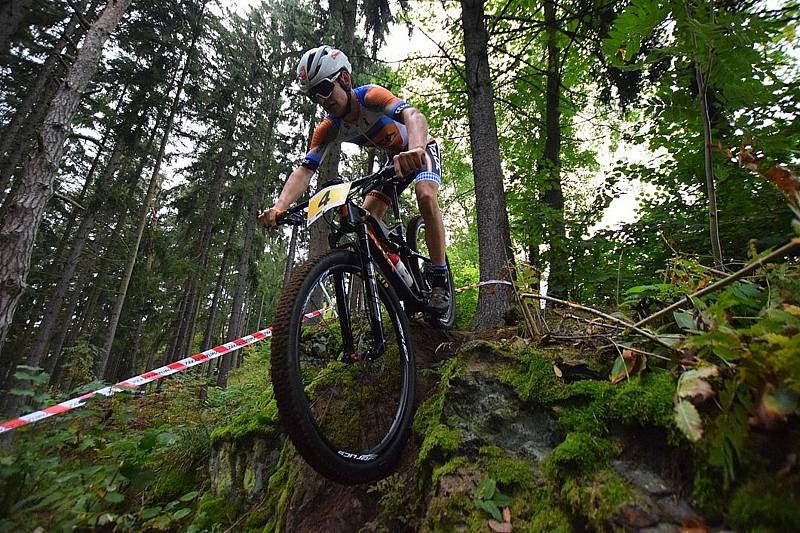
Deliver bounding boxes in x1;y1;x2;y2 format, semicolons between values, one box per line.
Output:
635;238;800;328
520;292;682;354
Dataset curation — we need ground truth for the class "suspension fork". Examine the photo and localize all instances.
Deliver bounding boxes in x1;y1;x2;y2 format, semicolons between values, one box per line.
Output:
332;271;356;357
355;220;386;355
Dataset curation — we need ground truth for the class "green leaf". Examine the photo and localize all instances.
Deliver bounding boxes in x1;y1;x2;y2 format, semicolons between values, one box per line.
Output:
8;388;35;397
492;492;512;508
139;431;158;451
656;333;685;347
140;506;162;520
610;354;631;383
180;491;199;502
677;366;718;402
104;491;125;503
173;508;192;520
477;478;496;500
474;499;503;522
674;400;704;442
673;310;696;330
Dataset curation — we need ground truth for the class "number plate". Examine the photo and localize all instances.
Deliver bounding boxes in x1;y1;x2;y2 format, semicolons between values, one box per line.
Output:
307;182;352;225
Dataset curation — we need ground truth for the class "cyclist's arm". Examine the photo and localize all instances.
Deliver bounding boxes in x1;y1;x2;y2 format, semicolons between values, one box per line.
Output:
274;165;314;211
400;106;429;151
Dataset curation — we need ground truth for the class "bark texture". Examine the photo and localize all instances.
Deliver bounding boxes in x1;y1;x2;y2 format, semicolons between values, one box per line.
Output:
0;0;132;362
461;0;514;330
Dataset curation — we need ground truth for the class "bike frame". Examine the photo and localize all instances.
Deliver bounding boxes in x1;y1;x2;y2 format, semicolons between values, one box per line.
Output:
279;168;433;359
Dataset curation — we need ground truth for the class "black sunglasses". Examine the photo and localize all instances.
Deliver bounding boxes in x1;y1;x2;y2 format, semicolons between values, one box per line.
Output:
308;73;341;102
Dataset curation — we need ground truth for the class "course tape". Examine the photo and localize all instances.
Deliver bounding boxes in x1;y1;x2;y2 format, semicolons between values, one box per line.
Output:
0;280;514;434
0;308;325;435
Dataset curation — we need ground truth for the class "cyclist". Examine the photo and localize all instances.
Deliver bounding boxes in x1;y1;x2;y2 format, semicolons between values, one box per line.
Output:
259;45;450;313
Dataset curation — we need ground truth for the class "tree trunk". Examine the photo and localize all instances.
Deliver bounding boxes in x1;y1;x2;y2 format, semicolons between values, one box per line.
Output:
0;0;132;364
23;137;125;370
172;93;242;361
217;188;258;387
541;0;569;298
0;0;34;58
696;67;723;268
96;26;199;378
200;200;240;351
0;0;95;194
46;279;84;388
461;0;514;330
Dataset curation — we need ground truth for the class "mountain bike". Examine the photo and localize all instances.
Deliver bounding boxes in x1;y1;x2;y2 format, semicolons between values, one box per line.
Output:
271;165;455;484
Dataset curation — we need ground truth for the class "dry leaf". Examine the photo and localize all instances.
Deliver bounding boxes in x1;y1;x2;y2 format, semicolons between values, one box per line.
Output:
502;507;511;523
610;349;643;384
677;366;719;404
738;146;761;171
488;519;513;532
764;165;800;197
553;364;563;378
708;142;733;159
680;515;709;533
752;383;798;430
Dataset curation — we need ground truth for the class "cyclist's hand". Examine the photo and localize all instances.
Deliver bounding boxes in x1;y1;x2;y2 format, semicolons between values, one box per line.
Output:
258;206;285;229
393;146;427;177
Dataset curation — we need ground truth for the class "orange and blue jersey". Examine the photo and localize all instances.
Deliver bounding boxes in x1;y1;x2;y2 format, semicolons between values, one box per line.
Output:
302;85;414;170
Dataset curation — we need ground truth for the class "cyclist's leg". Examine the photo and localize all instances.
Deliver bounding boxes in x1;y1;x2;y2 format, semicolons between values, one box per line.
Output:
414;180;446;265
362;190;392;219
412;141;446;265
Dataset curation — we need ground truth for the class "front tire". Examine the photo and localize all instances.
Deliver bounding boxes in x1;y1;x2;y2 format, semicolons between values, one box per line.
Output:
271;250;416;484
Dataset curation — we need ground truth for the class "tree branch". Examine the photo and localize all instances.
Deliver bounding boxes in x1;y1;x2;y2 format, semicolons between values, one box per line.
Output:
635;238;800;328
520;292;684;354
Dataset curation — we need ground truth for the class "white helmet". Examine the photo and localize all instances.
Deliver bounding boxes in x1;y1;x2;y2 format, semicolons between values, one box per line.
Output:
296;45;351;94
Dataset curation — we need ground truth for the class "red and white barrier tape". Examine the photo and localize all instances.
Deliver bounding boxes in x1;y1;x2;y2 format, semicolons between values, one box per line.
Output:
0;308;325;435
454;279;512;293
0;279;515;434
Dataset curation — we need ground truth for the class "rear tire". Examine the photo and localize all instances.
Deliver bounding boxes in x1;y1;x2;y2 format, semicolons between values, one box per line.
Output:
271;250;416;484
407;215;456;328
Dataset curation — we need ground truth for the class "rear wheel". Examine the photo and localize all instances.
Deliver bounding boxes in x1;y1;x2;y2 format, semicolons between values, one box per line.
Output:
271;250;416;484
407;215;456;328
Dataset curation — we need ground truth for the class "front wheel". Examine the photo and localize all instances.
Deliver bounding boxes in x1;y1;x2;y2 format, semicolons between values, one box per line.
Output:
407;215;456;328
271;250;416;484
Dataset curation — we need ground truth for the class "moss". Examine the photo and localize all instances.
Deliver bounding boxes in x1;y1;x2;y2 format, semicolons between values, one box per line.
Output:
190;494;242;531
560;469;636;531
728;477;800;532
477;446;535;488
431;456;469;487
527;506;572;533
422;492;472;533
210;397;279;444
542;432;616;479
148;469;196;501
414;358;465;470
262;442;298;533
556;371;675;435
418;424;461;467
496;349;565;404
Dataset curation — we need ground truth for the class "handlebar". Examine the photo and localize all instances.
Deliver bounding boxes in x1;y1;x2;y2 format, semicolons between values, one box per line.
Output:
274;165;399;227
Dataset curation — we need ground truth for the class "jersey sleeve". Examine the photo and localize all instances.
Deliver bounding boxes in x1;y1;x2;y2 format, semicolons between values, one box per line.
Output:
362;86;411;123
301;117;339;171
